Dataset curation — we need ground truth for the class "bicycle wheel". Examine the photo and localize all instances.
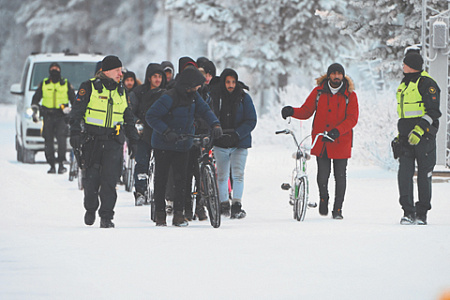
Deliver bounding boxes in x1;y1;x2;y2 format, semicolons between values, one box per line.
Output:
68;150;76;182
124;156;135;192
294;177;307;221
148;154;156;221
201;163;221;228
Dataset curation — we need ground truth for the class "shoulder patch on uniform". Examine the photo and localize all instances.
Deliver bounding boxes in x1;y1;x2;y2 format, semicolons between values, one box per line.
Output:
429;87;436;94
79;89;86;96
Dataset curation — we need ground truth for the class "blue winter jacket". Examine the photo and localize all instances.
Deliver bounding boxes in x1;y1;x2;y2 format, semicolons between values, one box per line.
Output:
146;91;220;152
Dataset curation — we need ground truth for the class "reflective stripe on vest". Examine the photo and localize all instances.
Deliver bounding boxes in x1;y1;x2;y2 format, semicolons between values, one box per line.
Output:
84;81;127;128
41;78;69;109
396;71;432;119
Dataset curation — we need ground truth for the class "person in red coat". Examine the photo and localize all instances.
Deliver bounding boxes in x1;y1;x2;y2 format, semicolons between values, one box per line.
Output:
281;63;359;219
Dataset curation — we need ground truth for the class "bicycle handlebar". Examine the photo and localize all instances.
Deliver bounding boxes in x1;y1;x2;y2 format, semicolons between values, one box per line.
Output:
275;129;334;149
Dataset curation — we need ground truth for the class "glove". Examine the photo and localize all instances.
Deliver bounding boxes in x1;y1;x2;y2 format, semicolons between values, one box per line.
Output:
164;129;179;143
128;143;138;159
211;125;223;140
216;132;239;148
281;106;294;119
31;105;39;123
408;125;424;145
70;135;81;149
322;128;340;142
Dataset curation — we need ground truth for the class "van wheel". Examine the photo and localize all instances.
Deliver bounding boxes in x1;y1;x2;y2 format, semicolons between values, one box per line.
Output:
22;148;35;164
16;137;23;162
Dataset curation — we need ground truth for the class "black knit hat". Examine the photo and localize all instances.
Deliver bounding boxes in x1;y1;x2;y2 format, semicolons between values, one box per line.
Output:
403;53;423;71
49;62;60;71
102;55;122;72
327;63;345;77
123;71;136;81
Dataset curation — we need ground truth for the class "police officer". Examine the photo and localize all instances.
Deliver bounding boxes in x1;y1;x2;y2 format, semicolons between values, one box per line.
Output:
32;62;76;174
69;55;139;228
395;51;441;225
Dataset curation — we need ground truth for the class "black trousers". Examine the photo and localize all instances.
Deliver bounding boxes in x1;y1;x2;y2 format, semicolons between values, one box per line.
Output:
316;149;348;211
398;135;436;216
82;139;122;220
42;114;67;166
154;149;189;214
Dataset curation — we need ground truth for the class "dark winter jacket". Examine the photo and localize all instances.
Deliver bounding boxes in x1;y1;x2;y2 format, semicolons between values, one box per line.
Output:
291;74;359;159
145;67;220;152
130;63;166;144
209;68;257;149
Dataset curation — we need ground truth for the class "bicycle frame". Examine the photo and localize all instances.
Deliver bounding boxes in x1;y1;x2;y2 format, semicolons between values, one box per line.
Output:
277;129;329;221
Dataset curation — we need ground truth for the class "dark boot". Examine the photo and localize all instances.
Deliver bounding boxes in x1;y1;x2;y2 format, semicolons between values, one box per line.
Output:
221;201;230;217
100;218;115;228
172;211;188;227
415;214;427;225
58;163;67;174
195;206;208;221
84;211;96;226
47;165;56;174
230;202;246;219
332;209;343;220
319;198;329;216
155;211;167;226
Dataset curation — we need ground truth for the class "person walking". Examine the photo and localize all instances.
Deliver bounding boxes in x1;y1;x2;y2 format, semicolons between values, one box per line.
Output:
130;63;166;206
31;62;76;174
281;63;359;219
69;55;139;228
146;66;222;227
209;68;257;219
123;71;139;92
161;61;175;89
392;51;441;225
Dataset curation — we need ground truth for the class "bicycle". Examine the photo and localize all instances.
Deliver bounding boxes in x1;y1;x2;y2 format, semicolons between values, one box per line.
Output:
68;148;83;190
147;150;156;221
122;141;135;192
276;129;332;221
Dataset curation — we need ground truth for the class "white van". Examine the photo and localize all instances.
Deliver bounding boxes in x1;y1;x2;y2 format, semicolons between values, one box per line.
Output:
10;52;105;163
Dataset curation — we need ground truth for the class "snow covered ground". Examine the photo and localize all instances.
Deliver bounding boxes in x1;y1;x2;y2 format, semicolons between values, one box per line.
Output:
1;103;449;300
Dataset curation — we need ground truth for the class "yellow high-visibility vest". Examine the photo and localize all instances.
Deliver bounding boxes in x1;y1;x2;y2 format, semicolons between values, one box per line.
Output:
397;71;433;118
41;78;69;109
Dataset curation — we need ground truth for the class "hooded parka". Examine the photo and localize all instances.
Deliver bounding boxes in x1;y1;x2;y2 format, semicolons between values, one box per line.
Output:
291;74;359;159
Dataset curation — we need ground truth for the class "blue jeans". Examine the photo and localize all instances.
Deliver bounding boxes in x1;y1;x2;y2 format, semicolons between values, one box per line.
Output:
214;147;248;203
134;140;152;194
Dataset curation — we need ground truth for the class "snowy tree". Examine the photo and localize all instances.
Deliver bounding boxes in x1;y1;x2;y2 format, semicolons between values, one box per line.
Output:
165;0;351;93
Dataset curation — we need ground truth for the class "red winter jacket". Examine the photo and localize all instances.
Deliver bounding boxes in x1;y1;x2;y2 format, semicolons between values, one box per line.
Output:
292;75;359;159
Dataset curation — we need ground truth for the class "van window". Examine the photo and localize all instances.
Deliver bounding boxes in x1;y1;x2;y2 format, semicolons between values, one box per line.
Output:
29;62;99;91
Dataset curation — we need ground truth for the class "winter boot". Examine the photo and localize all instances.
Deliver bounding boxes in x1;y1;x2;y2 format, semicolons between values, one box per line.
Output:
332;209;343;220
195;206;208;221
172;211;189;227
184;209;194;221
155;211;167;226
134;192;146;206
47;165;56;174
84;211;96;226
415;214;427;225
100;218;115;228
230;202;246;219
319;198;329;216
58;163;67;174
400;213;415;225
220;201;230;217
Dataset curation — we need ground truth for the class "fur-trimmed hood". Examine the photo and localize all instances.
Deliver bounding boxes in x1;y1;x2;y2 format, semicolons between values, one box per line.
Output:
316;74;355;93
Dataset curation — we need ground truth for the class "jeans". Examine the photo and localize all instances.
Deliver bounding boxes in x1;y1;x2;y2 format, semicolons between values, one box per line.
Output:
134;140;152;194
214;147;248;203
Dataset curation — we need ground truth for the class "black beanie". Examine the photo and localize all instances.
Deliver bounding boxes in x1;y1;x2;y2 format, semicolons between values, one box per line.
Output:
327;63;345;77
49;62;60;71
102;55;122;72
403;53;423;71
123;71;136;81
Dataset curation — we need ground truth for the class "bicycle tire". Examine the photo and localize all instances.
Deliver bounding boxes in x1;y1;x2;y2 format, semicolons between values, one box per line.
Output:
124;157;135;192
294;177;307;221
68;151;76;182
148;154;156;221
201;163;221;228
